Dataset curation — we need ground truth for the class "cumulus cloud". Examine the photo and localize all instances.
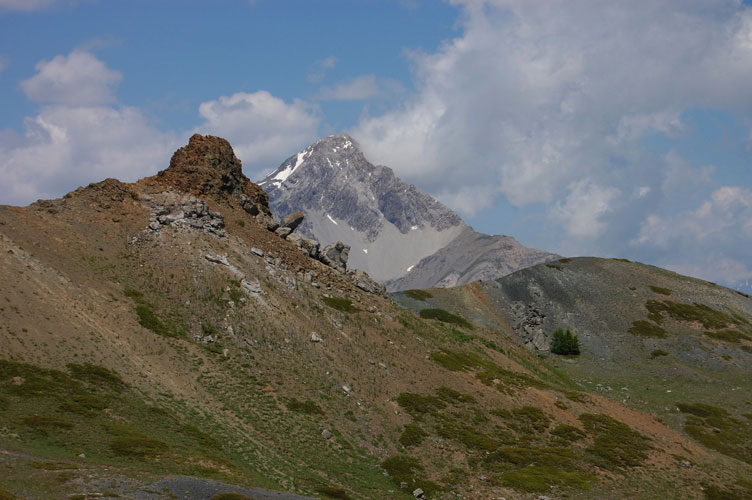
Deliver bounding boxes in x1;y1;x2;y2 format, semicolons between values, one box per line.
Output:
195;91;321;179
0;50;178;205
316;75;405;101
20;50;122;105
352;0;752;283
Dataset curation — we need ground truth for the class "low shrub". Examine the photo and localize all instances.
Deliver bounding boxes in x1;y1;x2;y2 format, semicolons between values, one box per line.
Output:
550;329;580;355
650;349;669;359
210;494;254;500
419;308;473;329
316;487;351;500
109;436;166;458
649;285;672;296
492;465;594;493
435;386;475;404
551;424;586;442
645;300;736;329
286;398;324;415
322;296;358;313
396;393;445;416
66;363;125;390
399;423;428;447
579;414;651;469
704;329;750;343
628;320;667;338
403;289;433;301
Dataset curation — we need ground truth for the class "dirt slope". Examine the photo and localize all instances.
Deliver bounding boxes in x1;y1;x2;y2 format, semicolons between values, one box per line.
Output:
1;137;750;500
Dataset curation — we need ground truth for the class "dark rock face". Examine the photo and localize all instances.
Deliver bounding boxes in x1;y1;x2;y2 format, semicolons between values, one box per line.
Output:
156;134;271;217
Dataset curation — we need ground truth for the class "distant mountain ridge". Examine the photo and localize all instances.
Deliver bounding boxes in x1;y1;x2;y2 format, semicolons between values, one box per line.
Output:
259;133;558;289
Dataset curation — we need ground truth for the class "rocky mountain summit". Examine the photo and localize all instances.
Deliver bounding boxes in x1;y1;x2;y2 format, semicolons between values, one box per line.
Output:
259;134;557;289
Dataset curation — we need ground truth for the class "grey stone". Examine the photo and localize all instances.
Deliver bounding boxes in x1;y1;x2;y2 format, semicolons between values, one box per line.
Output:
310;332;322;343
348;269;386;295
241;278;261;294
251;247;264;257
280;211;304;232
205;253;230;266
318;241;350;272
321;429;332;439
275;227;292;239
412;488;424;498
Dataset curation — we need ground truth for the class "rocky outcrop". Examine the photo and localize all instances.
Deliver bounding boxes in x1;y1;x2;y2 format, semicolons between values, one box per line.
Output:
286;233;320;258
348;269;387;296
155;134;271;217
318;241;350;273
280;211;304;232
143;193;226;237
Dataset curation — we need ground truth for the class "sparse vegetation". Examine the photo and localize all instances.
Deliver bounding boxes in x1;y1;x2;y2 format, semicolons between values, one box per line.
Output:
322;296;358;313
646;300;738;329
396;392;445;416
704;329;750;343
286;398;325;415
678;402;752;464
550;328;580;355
649;285;672;295
109;436;167;458
419;308;473;329
381;456;440;495
210;494;254;500
399;423;428;447
316;486;351;500
492;465;594;493
629;320;667;338
551;424;586;442
650;349;669;358
403;289;433;301
579;414;651;469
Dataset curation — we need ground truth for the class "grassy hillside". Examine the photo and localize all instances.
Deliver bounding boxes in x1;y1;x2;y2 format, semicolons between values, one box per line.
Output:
1;138;750;499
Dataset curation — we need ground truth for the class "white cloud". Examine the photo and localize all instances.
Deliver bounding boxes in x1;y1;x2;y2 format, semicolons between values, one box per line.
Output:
0;105;179;205
0;55;8;73
195;91;321;180
551;180;620;238
307;56;336;83
0;50;177;205
317;75;405;101
20;50;122;105
353;0;752;221
0;0;59;11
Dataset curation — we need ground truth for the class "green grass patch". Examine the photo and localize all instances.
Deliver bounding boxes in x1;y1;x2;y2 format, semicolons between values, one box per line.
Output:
316;486;351;500
322;296;358;313
629;320;667;338
109;436;167;458
649;285;672;295
396;393;445;416
0;486;16;500
67;363;126;390
286;398;325;415
645;300;738;329
579;414;651;469
435;386;475;404
678;402;752;464
650;349;669;358
430;349;484;372
448;328;474;343
403;289;433;301
419;308;473;329
551;424;585;442
210;494;254;500
381;455;439;494
704;329;750;343
399;423;428;447
136;304;172;337
492;465;594;493
30;462;78;470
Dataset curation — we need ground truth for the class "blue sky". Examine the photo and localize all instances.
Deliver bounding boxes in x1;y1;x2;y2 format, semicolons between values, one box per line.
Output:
1;0;751;287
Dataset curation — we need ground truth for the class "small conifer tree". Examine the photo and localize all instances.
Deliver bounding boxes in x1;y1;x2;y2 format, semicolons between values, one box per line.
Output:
550;328;581;355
